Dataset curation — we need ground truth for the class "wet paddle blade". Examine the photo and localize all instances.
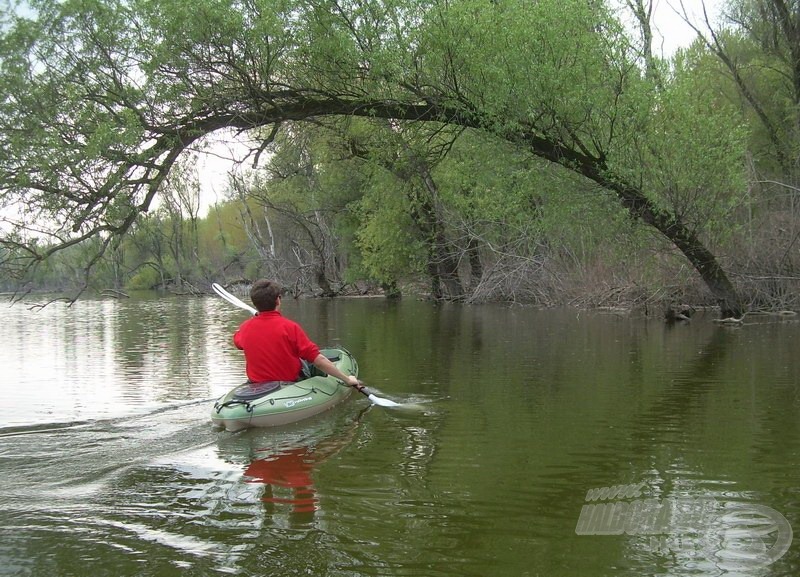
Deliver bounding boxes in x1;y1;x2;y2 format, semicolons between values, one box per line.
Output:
367;393;402;408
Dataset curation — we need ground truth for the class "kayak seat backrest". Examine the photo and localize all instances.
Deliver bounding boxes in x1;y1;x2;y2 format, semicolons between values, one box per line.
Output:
320;349;341;362
298;350;343;381
232;381;287;401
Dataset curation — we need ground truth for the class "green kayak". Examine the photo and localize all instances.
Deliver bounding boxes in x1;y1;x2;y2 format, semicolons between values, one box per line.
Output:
211;348;358;432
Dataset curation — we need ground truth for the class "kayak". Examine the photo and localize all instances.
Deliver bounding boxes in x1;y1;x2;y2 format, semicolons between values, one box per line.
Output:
211;348;358;432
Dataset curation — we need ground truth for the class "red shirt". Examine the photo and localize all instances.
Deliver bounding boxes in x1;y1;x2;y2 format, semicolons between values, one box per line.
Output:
233;311;320;382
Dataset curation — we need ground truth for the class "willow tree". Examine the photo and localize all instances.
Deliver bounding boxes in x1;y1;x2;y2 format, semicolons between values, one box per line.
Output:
0;0;746;315
691;0;800;177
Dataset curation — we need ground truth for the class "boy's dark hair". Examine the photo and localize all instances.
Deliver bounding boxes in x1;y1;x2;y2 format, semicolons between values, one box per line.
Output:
250;280;282;312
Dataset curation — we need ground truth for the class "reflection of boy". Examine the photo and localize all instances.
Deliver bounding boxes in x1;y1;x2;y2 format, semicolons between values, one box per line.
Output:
244;449;316;513
240;408;365;519
233;279;360;386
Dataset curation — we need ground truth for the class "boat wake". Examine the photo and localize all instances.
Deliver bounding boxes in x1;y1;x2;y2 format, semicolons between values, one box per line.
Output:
0;397;216;438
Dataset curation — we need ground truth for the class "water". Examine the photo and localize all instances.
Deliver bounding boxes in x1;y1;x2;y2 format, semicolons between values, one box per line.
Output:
1;295;798;576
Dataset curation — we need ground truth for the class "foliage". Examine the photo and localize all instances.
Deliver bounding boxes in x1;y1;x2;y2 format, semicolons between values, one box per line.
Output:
719;0;800;176
354;166;426;285
618;49;749;242
0;0;795;312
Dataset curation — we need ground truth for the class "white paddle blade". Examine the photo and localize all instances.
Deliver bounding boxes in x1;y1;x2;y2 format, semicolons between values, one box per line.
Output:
368;393;402;408
212;283;257;315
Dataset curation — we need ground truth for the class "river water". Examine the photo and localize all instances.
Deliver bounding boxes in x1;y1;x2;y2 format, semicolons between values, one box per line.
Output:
1;294;798;576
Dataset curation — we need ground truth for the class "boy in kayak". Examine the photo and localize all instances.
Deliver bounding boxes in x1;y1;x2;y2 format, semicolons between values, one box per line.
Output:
234;279;361;387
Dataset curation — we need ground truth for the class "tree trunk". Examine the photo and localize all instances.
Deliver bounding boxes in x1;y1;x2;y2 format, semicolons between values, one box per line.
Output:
119;98;748;315
466;235;483;292
556;150;745;317
316;265;335;297
407;152;464;300
409;185;464;301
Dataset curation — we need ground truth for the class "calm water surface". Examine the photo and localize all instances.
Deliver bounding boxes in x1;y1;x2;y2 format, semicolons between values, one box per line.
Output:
1;294;798;576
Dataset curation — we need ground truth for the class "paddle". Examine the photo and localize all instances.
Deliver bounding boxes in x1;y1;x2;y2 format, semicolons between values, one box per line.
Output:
211;283;401;408
212;282;257;315
350;383;401;408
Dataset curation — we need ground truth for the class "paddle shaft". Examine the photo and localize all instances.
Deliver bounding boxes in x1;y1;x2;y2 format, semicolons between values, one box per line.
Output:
352;383;401;407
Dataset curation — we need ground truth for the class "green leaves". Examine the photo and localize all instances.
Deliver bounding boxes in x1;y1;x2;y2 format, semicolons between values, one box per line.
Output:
0;0;764;310
616;48;748;241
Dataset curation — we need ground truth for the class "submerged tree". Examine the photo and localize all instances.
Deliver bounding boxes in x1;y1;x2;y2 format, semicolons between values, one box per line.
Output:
0;0;748;315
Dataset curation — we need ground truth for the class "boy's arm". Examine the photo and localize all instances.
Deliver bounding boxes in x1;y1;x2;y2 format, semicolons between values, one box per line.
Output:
312;354;360;387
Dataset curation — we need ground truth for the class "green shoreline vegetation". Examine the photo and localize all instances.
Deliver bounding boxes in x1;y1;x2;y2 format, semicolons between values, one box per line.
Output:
1;0;798;315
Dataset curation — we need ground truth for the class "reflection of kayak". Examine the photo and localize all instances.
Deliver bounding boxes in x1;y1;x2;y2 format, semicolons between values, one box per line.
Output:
211;348;358;432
